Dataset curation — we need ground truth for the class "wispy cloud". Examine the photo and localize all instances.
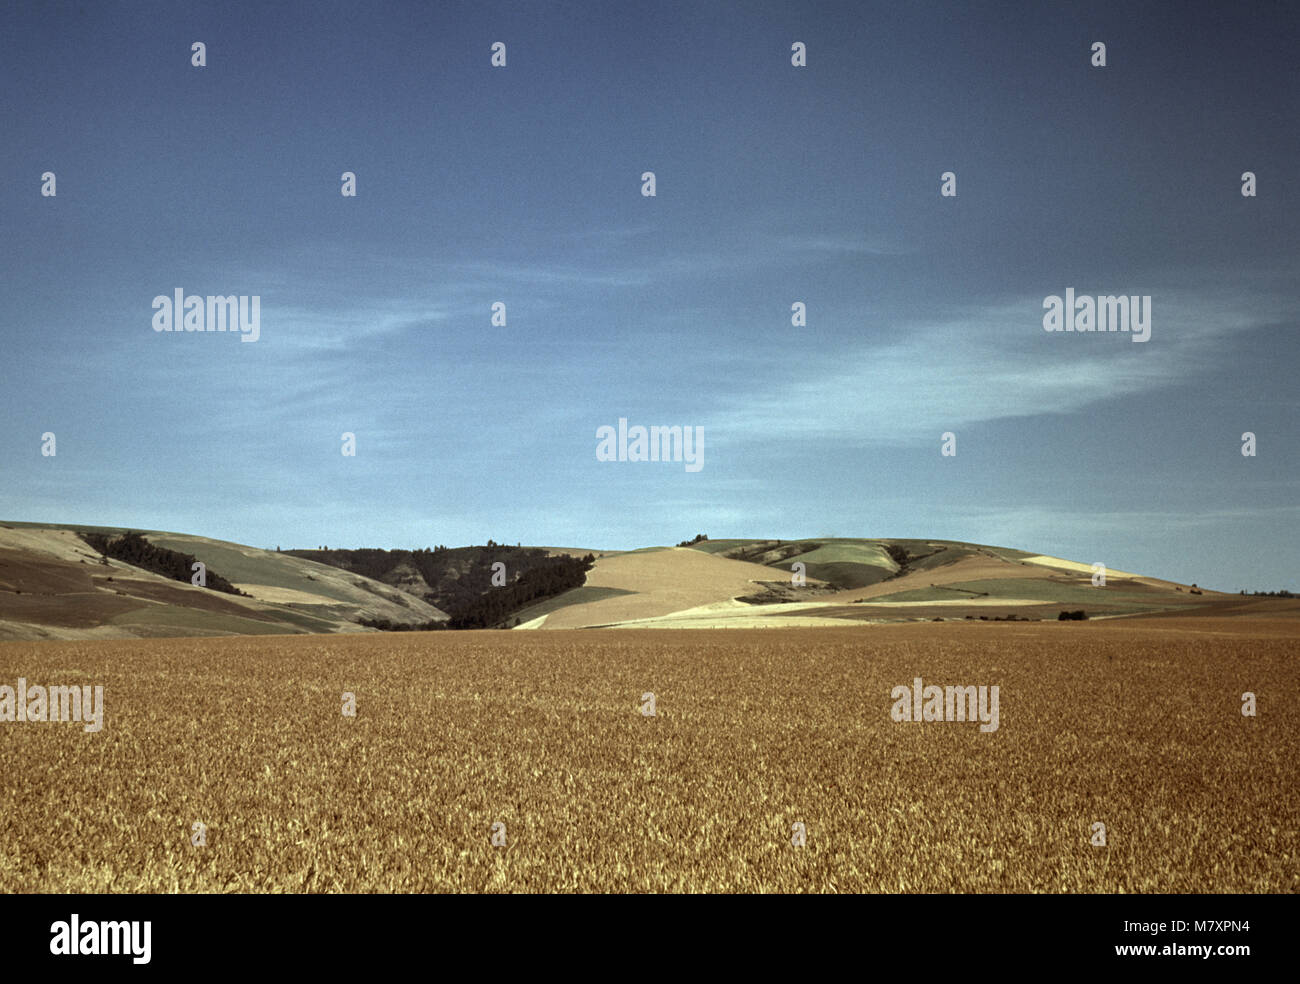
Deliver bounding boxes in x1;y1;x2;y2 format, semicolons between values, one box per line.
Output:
703;285;1287;447
771;232;912;256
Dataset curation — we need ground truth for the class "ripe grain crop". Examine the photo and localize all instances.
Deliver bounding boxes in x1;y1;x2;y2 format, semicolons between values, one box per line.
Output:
0;620;1295;892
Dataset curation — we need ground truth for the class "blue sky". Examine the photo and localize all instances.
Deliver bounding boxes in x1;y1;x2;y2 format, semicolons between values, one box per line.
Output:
1;0;1296;591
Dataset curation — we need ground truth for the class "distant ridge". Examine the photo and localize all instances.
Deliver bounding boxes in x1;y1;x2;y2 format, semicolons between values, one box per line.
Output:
1;524;1289;641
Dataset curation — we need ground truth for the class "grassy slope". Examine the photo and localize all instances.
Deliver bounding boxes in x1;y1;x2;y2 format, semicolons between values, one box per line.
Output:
0;522;446;640
685;537;1022;587
0;525;1242;636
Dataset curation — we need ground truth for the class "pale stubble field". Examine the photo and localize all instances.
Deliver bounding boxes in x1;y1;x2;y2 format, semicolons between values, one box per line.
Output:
1;621;1295;893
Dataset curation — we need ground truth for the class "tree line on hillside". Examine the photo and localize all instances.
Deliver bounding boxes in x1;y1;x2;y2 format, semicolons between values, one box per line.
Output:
287;547;405;581
355;616;444;632
288;543;596;629
79;531;248;596
285;544;537;609
444;553;594;628
356;553;594;630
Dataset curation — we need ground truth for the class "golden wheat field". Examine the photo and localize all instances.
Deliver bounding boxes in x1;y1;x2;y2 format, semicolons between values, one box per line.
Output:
0;620;1296;893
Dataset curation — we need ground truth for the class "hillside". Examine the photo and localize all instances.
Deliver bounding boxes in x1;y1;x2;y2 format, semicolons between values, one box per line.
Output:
283;544;596;627
514;537;1264;629
0;522;446;641
1;524;1286;640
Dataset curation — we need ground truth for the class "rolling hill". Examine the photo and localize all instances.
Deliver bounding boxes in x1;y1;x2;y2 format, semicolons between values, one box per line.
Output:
513;537;1268;628
0;522;446;641
1;524;1289;639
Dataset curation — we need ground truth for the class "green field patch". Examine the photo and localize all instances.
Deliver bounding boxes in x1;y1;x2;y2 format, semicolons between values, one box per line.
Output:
682;539;753;554
861;586;989;603
147;536;359;603
793;542;895;568
267;607;347;632
803;562;896;590
786;541;898;589
868;578;1172;610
